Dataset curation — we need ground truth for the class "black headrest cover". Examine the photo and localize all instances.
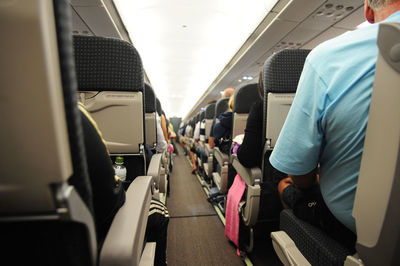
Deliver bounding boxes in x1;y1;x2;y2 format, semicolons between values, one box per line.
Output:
263;49;311;94
73;35;144;92
233;83;259;114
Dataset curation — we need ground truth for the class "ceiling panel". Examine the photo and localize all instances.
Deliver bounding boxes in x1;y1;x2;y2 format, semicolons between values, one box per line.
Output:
334;5;365;29
74;6;121;38
70;7;94;36
69;0;101;7
301;26;347;49
272;0;291;12
278;0;325;22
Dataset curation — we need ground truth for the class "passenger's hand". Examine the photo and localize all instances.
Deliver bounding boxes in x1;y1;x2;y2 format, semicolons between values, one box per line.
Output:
278;177;293;209
278;177;293;194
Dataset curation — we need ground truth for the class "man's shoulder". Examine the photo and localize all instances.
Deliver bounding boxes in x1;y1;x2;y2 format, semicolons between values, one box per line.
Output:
305;24;381;81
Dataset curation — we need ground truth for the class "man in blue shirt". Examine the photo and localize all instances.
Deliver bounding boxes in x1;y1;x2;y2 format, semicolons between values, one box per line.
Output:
270;0;400;244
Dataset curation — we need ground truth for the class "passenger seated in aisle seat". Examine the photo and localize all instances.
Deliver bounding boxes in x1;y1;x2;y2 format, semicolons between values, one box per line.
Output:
213;94;234;154
269;0;400;251
78;103;170;266
156;113;168;153
237;71;264;168
189;116;201;173
197;114;208;163
168;119;176;153
208;87;235;149
237;71;285;219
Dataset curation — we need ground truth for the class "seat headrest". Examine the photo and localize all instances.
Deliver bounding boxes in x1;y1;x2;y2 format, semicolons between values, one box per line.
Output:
234;83;259;114
200;110;205;121
205;103;216;119
156;98;163;116
144;83;156;113
195;113;200;123
263;49;310;94
73;35;144;92
189;118;196;128
215;98;229;118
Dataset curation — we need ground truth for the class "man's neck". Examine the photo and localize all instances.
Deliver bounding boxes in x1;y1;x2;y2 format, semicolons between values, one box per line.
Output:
374;3;400;22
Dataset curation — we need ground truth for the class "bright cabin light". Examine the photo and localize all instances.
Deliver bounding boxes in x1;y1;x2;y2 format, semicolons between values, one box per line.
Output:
114;0;279;117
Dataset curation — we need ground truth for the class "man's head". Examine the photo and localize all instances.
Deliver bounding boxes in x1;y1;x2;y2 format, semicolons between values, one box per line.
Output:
365;0;400;23
221;88;235;98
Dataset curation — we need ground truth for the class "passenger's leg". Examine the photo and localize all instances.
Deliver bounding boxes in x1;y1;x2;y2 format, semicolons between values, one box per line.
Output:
189;151;197;173
146;199;170;266
281;184;356;252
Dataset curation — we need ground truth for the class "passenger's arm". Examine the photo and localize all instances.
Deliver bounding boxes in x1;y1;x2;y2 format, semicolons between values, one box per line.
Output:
237;100;263;168
208;119;216;148
160;114;169;143
208;136;214;149
289;167;318;189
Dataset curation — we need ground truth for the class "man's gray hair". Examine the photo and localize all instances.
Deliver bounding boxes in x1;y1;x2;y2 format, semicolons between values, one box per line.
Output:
368;0;395;9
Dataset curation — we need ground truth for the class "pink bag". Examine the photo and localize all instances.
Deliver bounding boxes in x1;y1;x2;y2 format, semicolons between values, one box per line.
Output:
225;174;246;255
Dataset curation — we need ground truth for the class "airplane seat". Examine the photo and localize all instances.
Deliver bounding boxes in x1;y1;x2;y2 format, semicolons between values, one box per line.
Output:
211;97;230;195
203;102;216;179
230;49;309;252
261;48;311;219
73;35;147;182
0;1;153;265
232;83;259;141
144;83;157;151
196;110;206;172
205;103;216;140
143;89;166;201
347;22;400;266
272;24;400;266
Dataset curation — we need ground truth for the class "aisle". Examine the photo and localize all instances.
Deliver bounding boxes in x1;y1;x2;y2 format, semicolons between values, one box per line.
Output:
166;145;244;266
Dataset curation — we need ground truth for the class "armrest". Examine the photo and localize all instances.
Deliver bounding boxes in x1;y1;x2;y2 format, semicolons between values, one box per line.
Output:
205;143;212;155
271;231;311;266
214;147;229;166
242;183;260;227
147;153;162;188
231;155;261;186
100;176;152;266
139;242;156;266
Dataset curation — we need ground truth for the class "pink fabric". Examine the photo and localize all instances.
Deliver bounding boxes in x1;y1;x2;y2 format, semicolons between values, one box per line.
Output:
168;144;173;154
225;174;246;252
232;143;240;154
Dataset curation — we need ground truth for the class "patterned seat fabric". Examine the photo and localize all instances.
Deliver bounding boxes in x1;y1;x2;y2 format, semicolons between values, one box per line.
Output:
233;83;259;114
205;103;215;119
144;83;156;113
280;209;353;266
73;35;144;92
214;97;229;119
263;49;311;94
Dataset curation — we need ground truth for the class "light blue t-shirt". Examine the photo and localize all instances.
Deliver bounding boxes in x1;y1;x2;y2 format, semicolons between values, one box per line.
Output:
270;11;400;233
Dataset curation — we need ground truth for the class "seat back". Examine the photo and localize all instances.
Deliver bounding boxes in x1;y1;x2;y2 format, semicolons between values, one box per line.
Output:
144;83;157;149
74;35;145;154
0;0;96;264
205;102;216;139
232;83;259;139
352;22;400;266
200;110;205;125
263;49;310;150
214;97;230;122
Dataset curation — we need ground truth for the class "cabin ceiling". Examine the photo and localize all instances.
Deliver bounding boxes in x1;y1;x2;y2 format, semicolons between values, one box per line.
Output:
70;0;365;121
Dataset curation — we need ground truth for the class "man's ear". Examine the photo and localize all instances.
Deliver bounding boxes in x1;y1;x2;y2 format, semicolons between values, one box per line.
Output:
365;0;375;23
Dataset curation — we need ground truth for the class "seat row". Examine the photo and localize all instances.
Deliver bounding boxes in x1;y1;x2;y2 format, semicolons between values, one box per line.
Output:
179;23;400;265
